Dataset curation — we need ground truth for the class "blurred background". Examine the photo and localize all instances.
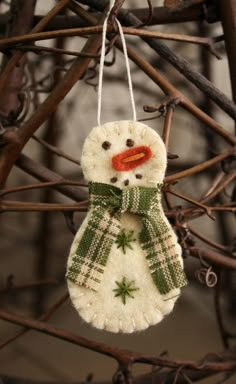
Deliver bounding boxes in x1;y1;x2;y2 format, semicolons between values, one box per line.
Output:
0;0;235;382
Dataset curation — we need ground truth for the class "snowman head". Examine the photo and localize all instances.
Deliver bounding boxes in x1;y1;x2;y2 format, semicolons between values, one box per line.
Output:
81;121;167;189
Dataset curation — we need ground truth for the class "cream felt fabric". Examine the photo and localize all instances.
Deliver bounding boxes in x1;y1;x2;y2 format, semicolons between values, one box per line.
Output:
67;121;184;333
81;120;167;189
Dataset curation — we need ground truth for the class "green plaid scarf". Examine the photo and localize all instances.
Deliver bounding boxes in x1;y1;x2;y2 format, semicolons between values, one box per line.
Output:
66;182;187;295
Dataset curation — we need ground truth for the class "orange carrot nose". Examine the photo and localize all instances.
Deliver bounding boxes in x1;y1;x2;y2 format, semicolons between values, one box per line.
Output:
112;145;152;171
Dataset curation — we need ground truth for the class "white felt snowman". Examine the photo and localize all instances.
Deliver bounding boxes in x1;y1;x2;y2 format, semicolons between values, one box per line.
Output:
66;120;187;333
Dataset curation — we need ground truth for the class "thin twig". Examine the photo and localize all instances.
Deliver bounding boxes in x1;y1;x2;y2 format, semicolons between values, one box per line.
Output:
0;200;88;212
0;278;57;294
0;180;87;197
201;171;236;203
0;26;219;50
15;44;100;58
0;292;69;350
0;309;236;372
165;186;215;220
162;106;174;149
15;154;87;202
190;247;236;270
165;148;236;183
33;135;81;166
188;227;230;254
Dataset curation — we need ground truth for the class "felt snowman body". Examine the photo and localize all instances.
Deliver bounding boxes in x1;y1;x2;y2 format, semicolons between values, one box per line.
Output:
67;120;186;333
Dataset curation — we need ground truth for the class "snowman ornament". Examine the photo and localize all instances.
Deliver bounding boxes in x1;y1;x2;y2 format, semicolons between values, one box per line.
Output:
66;120;187;333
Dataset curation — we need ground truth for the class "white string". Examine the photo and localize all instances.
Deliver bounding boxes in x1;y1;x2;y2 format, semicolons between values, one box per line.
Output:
97;4;137;126
108;0;116;11
116;19;137;122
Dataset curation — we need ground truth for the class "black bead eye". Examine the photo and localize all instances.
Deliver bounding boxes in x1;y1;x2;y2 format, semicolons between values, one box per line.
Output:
135;174;143;179
102;141;111;150
126;139;134;147
110;177;118;183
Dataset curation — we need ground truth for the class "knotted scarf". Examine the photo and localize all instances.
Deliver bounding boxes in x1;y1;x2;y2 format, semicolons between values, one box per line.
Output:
66;182;187;295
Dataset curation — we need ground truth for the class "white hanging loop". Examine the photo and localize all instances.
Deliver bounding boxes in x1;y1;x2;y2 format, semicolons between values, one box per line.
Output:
97;2;137;126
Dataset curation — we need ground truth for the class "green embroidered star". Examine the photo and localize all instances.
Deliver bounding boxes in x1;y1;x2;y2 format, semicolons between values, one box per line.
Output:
115;229;136;254
113;276;139;305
